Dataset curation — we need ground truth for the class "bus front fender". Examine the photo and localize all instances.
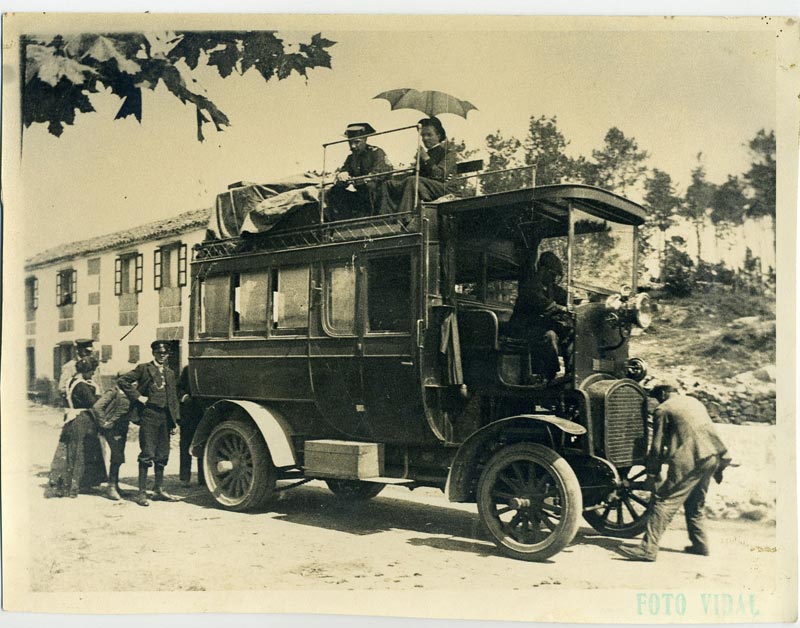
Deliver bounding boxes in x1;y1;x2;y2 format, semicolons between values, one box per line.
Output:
445;414;586;503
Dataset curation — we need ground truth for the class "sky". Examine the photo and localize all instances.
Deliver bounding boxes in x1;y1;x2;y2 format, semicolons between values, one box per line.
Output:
16;19;777;254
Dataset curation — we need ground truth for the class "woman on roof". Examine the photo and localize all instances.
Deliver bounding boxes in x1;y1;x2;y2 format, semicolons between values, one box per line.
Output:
379;117;458;214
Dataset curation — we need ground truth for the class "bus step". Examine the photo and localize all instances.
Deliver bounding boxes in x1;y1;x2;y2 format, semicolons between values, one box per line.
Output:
360;476;415;484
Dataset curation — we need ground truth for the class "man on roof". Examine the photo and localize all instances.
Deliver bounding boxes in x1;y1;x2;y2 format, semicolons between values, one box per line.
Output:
325;122;393;221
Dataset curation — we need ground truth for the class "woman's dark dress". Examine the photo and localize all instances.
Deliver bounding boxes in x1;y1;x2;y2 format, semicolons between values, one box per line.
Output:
48;377;107;496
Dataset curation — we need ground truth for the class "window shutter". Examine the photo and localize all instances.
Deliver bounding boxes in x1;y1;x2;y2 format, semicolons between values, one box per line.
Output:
71;269;77;305
154;248;163;290
114;258;122;296
135;254;143;293
56;271;62;306
33;277;39;309
178;243;188;287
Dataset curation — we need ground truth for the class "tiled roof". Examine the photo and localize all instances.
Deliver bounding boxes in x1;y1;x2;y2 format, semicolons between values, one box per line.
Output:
25;207;211;270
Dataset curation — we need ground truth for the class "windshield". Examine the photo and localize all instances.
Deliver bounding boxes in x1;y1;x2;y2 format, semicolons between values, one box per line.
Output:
569;208;636;297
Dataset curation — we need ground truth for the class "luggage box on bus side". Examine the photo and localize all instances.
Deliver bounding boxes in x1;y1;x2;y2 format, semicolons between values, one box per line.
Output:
304;440;385;480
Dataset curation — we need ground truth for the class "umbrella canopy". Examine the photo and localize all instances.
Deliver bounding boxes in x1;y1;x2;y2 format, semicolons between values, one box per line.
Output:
374;88;478;119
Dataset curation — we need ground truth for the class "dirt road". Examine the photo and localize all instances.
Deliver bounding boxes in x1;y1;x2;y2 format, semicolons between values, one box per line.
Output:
23;404;777;596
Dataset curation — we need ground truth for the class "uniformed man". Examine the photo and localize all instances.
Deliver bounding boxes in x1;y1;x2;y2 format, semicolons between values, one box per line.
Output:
506;251;573;381
618;378;731;561
58;339;97;403
325;122;393;220
118;340;181;507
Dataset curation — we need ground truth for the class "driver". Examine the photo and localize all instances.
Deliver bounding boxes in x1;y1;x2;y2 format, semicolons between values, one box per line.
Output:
507;251;573;381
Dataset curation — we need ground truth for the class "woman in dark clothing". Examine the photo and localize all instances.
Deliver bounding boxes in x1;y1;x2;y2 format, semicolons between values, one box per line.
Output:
49;357;107;497
379;117;458;214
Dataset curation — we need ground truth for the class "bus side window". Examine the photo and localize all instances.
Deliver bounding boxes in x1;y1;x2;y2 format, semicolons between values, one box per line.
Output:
324;261;356;335
233;271;269;334
366;255;411;333
272;266;310;330
199;275;231;337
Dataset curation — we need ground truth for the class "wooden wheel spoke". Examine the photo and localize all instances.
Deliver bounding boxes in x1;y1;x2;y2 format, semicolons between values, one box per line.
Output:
628;468;647;481
628;492;650;507
491;489;516;501
622;496;639;520
616;501;624;525
510;461;528;483
539;512;557;531
498;471;523;493
495;505;514;516
539;501;562;516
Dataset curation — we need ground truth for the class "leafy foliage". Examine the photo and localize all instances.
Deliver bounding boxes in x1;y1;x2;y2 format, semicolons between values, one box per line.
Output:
743;129;776;220
710;174;747;228
22;31;335;141
662;238;695;297
481;130;526;193
681;158;716;261
589;127;649;194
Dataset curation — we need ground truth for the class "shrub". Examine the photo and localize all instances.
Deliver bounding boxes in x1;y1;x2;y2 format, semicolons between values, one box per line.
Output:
662;244;695;297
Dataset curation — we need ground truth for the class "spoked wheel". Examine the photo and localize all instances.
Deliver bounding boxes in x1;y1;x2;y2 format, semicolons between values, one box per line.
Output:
477;443;582;562
583;465;655;538
203;420;276;512
325;479;385;501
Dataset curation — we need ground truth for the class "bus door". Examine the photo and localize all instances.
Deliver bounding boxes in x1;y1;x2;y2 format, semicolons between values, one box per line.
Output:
358;250;429;443
308;257;370;439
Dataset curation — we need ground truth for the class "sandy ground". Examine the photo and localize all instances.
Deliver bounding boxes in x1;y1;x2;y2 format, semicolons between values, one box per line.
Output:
23;404;777;594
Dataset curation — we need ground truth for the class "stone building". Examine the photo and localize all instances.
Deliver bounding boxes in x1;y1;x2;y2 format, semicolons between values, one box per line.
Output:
24;207;209;396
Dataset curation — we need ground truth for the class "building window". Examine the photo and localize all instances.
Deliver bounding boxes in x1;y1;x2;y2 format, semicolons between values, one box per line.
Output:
116;253;142;326
272;266;309;331
324;261;356;335
56;269;77;306
233;271;269;334
367;255;412;333
87;257;101;276
101;345;113;362
154;243;187;289
155;243;187;324
129;345;140;363
25;276;38;322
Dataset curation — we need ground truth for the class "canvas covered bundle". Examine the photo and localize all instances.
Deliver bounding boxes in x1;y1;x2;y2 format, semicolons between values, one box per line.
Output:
207;173;322;239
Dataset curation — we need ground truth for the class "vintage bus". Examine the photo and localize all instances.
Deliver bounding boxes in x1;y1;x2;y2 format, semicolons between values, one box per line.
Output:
187;159;655;561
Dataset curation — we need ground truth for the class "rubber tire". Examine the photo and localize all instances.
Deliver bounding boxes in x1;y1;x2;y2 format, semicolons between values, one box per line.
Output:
477;443;582;562
325;479;385;500
203;420;276;512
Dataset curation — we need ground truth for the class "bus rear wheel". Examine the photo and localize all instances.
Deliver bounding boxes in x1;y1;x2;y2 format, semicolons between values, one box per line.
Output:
477;443;582;561
203;420;276;512
325;479;385;500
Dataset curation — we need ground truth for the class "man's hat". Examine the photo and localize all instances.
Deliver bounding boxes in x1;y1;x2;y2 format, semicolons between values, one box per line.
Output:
151;340;170;352
74;338;94;348
344;122;376;139
649;377;680;395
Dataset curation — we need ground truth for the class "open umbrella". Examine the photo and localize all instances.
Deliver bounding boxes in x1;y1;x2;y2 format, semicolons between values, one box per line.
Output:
373;88;478;119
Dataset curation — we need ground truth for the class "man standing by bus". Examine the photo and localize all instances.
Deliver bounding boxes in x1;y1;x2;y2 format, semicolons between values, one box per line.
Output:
618;378;730;561
119;340;181;507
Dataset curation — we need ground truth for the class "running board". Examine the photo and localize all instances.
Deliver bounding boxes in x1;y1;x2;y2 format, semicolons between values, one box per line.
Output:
360;476;414;484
